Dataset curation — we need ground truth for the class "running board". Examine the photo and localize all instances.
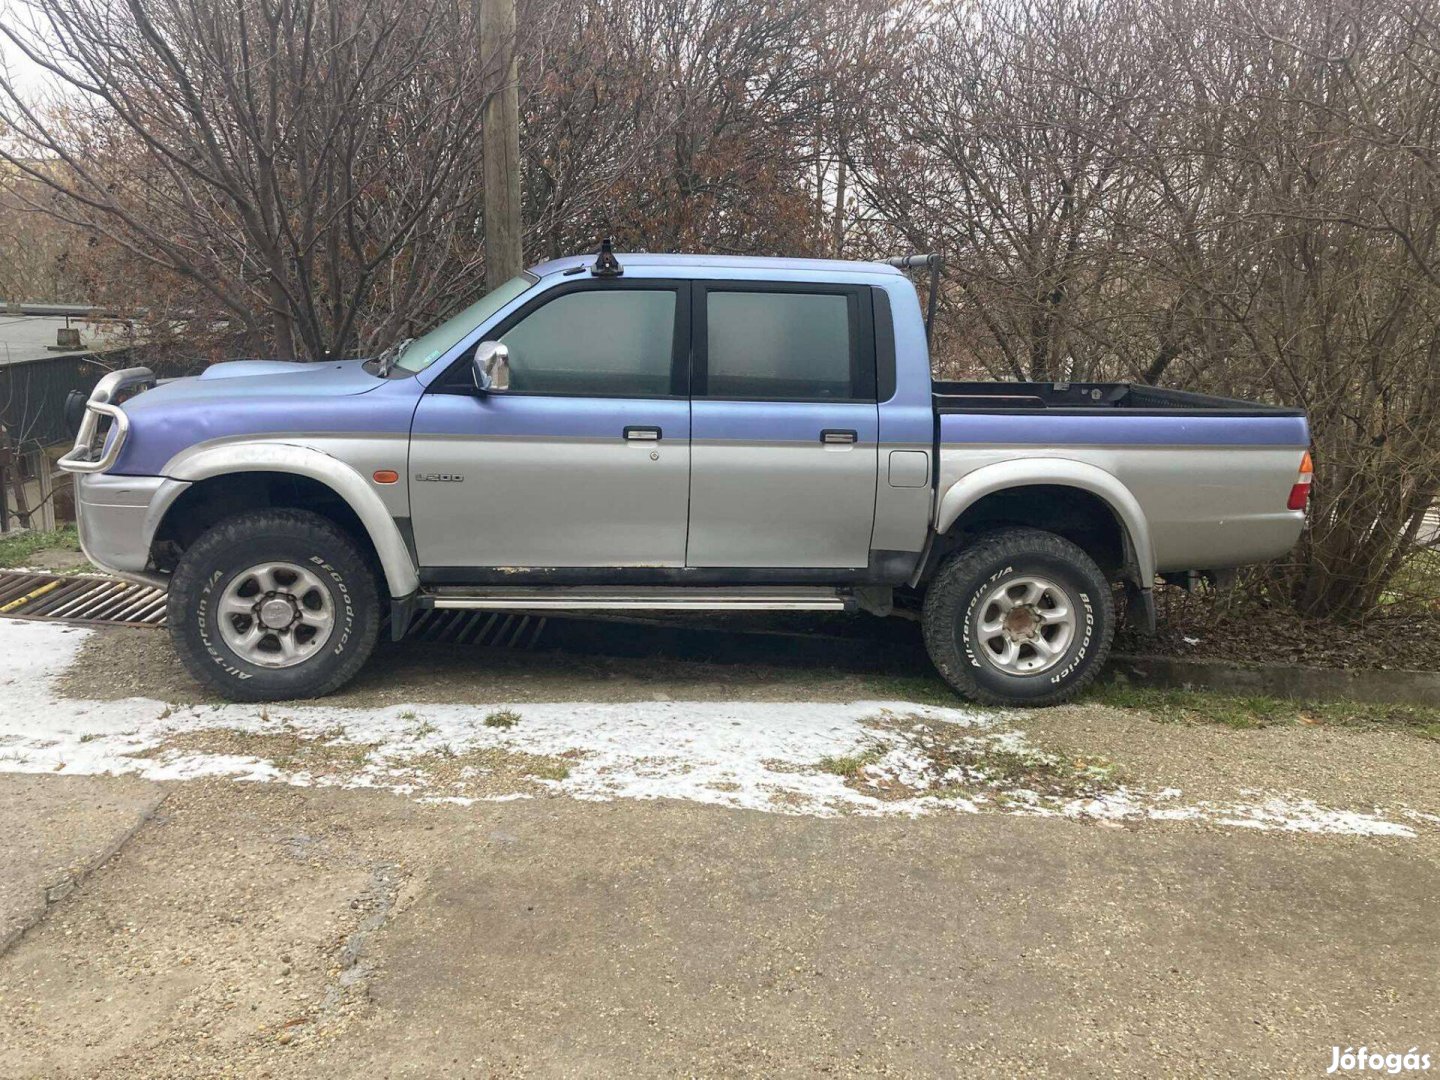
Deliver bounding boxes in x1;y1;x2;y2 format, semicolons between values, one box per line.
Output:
426;586;849;612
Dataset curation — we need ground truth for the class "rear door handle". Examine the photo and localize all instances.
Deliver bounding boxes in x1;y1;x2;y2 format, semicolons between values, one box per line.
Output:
820;429;857;445
624;426;662;441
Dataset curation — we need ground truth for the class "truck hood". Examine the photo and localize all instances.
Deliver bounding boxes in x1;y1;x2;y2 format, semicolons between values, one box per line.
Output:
137;358;382;405
110;358;419;476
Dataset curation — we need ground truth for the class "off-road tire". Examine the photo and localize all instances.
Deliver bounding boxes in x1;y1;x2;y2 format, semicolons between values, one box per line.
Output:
922;527;1114;707
167;509;380;702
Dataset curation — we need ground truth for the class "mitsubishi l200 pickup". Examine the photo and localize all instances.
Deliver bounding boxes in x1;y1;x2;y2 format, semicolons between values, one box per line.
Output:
60;248;1313;705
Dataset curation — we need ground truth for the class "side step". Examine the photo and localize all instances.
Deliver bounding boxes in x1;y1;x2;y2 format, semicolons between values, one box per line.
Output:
426;586;849;612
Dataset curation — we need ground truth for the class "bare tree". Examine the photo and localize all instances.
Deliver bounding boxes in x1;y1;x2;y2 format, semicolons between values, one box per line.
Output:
855;0;1440;618
520;0;893;260
0;170;92;303
0;0;520;359
1164;0;1440;617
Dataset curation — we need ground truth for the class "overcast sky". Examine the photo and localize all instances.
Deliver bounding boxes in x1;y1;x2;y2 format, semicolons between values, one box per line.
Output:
0;5;59;102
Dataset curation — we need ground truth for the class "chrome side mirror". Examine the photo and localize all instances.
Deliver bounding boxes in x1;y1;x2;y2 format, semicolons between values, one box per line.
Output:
473;340;510;392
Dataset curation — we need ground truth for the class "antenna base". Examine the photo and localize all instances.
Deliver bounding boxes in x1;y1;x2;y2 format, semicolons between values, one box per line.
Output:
591;237;624;278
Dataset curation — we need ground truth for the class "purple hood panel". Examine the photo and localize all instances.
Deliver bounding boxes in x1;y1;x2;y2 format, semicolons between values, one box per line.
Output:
148;358;383;398
196;360;316;380
111;360;422;476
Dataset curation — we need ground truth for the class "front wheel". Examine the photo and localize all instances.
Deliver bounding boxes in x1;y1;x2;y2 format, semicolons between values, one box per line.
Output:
922;527;1114;707
167;509;380;702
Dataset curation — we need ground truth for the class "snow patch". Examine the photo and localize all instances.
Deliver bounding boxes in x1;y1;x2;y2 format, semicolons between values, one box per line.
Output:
0;618;1426;838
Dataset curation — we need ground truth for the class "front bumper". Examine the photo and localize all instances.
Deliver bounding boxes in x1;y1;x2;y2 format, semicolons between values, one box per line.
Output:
75;473;190;587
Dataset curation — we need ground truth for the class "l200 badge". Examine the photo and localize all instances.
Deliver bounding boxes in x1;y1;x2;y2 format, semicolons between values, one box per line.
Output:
414;473;465;482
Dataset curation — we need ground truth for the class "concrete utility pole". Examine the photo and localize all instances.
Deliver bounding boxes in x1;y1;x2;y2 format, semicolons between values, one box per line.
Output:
479;0;523;289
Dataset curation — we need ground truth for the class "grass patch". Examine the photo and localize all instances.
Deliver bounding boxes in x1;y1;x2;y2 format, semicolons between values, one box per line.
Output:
817;745;886;778
0;525;83;569
483;709;521;729
392;744;573;793
1082;682;1440;740
135;725;379;773
526;759;571;781
1384;546;1440;607
918;739;1117;801
399;710;440;739
820;714;1121;804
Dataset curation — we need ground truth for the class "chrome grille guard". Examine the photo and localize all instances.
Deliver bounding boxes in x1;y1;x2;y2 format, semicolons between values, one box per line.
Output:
57;367;156;474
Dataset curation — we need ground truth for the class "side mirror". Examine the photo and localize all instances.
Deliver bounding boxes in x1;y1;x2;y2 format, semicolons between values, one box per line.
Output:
472;340;511;392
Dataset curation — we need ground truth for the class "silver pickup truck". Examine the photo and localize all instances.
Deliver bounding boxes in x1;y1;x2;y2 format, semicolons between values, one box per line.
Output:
60;249;1312;705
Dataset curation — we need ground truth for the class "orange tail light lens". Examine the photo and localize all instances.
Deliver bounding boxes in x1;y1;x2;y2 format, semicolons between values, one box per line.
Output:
1286;451;1313;511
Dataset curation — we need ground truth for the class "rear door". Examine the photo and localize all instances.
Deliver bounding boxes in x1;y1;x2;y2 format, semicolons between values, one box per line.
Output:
687;283;879;569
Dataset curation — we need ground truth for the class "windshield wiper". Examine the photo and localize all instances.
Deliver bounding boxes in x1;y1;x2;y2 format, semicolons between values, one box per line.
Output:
375;336;415;377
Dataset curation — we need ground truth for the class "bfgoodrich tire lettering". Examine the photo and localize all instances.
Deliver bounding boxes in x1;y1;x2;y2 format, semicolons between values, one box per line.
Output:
167;509;380;702
922;527;1115;707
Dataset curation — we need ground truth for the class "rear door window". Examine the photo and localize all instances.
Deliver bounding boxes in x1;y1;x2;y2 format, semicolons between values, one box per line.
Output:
696;286;874;401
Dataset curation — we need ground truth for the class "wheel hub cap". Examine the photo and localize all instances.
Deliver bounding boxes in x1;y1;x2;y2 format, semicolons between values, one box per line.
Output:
974;575;1077;676
1002;606;1041;640
217;561;336;669
258;596;297;629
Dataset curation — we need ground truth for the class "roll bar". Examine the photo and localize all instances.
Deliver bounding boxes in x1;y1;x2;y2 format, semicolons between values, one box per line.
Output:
885;253;943;343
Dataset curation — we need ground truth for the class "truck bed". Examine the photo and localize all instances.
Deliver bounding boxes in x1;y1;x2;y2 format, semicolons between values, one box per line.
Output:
934;380;1311;578
933;381;1304;417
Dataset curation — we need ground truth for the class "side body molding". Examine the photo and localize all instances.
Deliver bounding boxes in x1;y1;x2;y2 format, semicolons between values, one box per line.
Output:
159;441;420;598
935;458;1156;585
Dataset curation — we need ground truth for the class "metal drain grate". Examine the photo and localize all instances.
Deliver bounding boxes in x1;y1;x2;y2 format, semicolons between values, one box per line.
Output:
0;571;168;627
399;608;549;649
0;570;548;647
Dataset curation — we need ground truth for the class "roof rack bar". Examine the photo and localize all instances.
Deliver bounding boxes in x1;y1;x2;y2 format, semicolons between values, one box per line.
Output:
885;254;938;270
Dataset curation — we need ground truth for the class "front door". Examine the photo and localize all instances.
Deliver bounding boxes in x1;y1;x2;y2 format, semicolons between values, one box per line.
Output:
409;281;691;572
687;283;879;569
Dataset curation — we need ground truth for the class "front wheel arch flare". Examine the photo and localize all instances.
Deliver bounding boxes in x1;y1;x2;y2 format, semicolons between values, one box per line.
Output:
156;443;418;597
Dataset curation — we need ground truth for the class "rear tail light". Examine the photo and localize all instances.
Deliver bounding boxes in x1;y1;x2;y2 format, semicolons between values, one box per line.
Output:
1287;450;1314;511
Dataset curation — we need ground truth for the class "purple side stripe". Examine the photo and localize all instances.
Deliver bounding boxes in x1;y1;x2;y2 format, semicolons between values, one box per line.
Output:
939;412;1309;447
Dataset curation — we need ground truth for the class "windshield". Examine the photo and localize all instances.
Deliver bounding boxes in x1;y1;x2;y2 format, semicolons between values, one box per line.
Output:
391;273;537;374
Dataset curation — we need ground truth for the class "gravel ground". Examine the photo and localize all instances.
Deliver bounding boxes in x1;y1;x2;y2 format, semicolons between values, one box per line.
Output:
1024;704;1440;821
2;780;1437;1079
56;624;928;707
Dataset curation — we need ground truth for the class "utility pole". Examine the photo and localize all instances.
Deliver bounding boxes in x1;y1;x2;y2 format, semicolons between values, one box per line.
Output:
479;0;523;289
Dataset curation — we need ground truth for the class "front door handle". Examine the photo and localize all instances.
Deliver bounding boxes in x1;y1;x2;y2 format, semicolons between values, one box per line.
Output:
624;426;662;441
820;429;857;445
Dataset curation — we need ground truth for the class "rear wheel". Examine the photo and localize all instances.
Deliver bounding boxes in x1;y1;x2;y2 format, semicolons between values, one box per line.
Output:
922;527;1114;706
167;509;380;702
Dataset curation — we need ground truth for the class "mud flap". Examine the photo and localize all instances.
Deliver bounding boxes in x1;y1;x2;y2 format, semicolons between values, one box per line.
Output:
390;592;421;642
1126;583;1156;635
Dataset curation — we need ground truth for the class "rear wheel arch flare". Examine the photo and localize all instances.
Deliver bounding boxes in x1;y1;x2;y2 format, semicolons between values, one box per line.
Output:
936;462;1155;586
